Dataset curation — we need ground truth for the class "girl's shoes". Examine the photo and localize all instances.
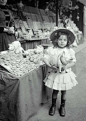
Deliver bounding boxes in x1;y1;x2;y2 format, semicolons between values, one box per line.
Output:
49;97;57;116
59;104;66;117
49;104;66;117
49;105;56;116
59;99;66;117
49;97;66;117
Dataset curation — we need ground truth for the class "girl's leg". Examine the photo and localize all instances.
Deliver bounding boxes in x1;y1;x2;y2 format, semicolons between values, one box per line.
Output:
49;90;59;116
59;90;66;117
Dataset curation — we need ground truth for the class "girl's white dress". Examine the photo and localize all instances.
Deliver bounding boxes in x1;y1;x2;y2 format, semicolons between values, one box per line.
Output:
43;47;78;91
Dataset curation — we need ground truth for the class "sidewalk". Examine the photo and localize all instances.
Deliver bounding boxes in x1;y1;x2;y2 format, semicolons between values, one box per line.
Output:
30;41;86;121
74;41;86;53
40;41;86;120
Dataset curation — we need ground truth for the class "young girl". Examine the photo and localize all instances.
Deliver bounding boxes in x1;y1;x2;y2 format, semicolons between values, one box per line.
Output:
43;28;78;117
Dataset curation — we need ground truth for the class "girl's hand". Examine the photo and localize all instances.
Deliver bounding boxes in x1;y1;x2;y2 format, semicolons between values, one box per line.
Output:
60;61;75;73
60;66;66;73
51;66;57;69
51;65;58;72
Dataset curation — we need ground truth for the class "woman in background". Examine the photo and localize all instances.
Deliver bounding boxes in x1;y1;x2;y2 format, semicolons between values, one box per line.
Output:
0;0;16;52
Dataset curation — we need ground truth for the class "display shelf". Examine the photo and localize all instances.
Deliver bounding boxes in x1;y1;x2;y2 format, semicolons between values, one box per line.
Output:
19;37;50;50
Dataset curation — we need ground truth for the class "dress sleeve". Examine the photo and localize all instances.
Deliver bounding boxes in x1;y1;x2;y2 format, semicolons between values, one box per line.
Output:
69;48;76;63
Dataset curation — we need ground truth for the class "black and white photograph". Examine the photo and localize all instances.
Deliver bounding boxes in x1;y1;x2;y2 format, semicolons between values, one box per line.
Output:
0;0;86;121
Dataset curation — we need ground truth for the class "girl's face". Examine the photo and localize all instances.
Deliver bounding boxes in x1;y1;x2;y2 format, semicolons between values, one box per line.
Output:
57;35;68;48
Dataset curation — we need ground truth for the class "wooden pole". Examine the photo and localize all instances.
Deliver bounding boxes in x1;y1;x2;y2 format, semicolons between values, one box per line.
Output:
56;0;58;26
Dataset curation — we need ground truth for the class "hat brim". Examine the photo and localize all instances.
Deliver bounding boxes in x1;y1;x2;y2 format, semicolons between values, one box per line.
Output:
50;28;75;44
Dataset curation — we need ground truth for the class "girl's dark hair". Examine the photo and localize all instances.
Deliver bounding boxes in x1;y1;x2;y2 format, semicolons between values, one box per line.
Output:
52;32;71;48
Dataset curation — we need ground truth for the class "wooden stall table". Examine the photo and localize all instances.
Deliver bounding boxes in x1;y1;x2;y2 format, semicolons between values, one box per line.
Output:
0;65;51;121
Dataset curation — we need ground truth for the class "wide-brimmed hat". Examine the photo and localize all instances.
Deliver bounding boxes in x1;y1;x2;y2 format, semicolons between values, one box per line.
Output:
50;28;75;44
0;10;6;27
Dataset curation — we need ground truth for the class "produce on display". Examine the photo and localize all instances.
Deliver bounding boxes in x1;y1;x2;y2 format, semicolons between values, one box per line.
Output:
0;42;44;77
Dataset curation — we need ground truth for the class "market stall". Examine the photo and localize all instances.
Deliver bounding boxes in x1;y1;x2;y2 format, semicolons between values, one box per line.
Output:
0;65;49;121
0;2;83;121
0;44;51;121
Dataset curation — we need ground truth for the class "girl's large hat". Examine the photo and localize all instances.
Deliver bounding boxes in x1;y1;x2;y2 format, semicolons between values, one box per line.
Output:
50;28;75;44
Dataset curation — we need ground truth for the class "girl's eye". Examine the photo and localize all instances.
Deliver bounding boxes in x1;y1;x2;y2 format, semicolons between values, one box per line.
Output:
64;39;67;41
58;39;62;41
